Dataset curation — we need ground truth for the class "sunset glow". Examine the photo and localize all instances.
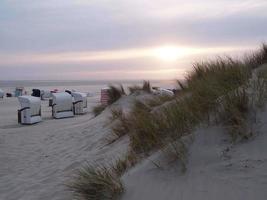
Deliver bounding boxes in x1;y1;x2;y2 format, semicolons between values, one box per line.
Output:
0;45;254;66
0;0;266;80
153;45;187;61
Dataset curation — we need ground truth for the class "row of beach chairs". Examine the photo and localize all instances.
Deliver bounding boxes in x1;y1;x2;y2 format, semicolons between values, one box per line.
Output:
17;92;87;125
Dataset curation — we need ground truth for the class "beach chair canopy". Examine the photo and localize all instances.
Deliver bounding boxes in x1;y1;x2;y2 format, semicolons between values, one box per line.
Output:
65;90;72;95
41;90;51;99
32;89;41;97
18;96;41;116
152;88;174;96
52;92;73;112
15;87;25;97
72;92;87;108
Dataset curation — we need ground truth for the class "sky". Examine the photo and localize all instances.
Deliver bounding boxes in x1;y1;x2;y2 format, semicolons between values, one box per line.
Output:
0;0;267;80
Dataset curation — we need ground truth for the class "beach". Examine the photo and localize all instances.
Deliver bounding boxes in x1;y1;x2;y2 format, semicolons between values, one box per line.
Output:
1;1;267;199
1;90;267;200
0;80;175;200
0;96;129;200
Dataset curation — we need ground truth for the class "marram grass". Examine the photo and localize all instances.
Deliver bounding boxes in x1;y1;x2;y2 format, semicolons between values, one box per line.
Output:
68;163;123;200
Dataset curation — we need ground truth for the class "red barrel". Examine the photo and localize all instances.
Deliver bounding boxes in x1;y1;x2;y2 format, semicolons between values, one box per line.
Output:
100;88;110;106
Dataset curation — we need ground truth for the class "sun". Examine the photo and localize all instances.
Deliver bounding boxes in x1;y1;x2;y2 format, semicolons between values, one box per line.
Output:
153;45;187;62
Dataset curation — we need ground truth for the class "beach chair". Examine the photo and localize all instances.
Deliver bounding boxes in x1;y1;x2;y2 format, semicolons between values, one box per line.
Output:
15;87;25;97
41;90;51;100
32;89;41;97
51;92;74;119
152;88;174;96
0;89;4;98
100;87;110;106
72;92;87;115
17;96;42;124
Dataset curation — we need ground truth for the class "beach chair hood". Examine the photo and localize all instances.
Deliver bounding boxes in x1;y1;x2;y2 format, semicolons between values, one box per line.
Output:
51;92;74;119
72;92;87;108
18;96;41;116
52;92;73;112
17;96;42;124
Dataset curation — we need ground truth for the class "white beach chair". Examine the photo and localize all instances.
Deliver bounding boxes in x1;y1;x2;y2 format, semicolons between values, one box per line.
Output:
51;92;74;119
0;89;4;98
41;90;51;100
18;96;42;124
15;87;25;97
72;92;87;115
152;88;174;96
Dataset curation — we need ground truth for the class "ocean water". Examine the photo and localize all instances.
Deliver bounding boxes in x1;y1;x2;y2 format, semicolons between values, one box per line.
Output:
0;80;176;96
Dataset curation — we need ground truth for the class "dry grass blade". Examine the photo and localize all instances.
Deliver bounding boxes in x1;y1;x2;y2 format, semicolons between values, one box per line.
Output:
68;163;124;200
92;104;106;117
219;87;250;141
112;151;139;176
110;108;123;121
108;85;125;105
142;80;151;93
128;80;152;94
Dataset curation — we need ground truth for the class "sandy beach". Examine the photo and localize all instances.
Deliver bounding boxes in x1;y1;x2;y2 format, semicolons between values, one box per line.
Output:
0;96;128;200
1;92;267;200
1;1;267;199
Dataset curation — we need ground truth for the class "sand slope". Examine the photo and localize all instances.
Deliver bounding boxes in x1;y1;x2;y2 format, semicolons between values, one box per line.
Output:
1;94;267;200
121;111;267;200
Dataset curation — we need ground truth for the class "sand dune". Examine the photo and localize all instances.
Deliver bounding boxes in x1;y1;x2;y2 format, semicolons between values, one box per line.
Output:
121;112;267;200
1;93;267;200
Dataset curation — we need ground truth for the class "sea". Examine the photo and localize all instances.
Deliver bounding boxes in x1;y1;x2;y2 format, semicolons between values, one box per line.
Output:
0;80;176;96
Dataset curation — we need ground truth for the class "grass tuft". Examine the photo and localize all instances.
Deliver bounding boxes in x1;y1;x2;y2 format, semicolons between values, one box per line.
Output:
218;87;250;141
112;151;139;176
110;108;123;121
68;163;124;200
108;85;125;105
128;85;142;94
111;111;130;139
92;104;106;117
142;80;151;93
109;44;267;172
145;95;174;108
244;43;267;69
128;81;152;94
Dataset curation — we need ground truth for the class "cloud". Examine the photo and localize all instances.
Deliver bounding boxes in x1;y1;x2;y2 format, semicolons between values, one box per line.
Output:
0;0;267;79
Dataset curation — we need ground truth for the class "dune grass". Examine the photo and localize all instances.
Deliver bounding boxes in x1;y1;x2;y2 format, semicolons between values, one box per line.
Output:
68;164;123;200
126;58;251;151
92;85;125;117
107;85;125;105
218;87;250;141
112;151;139;176
128;80;151;94
244;43;267;69
142;80;151;93
70;45;267;200
111;112;130;139
110;108;123;122
128;85;142;94
127;101;164;153
110;45;267;168
163;139;189;172
183;58;251;121
145;94;174;108
92;104;106;117
252;76;267;109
